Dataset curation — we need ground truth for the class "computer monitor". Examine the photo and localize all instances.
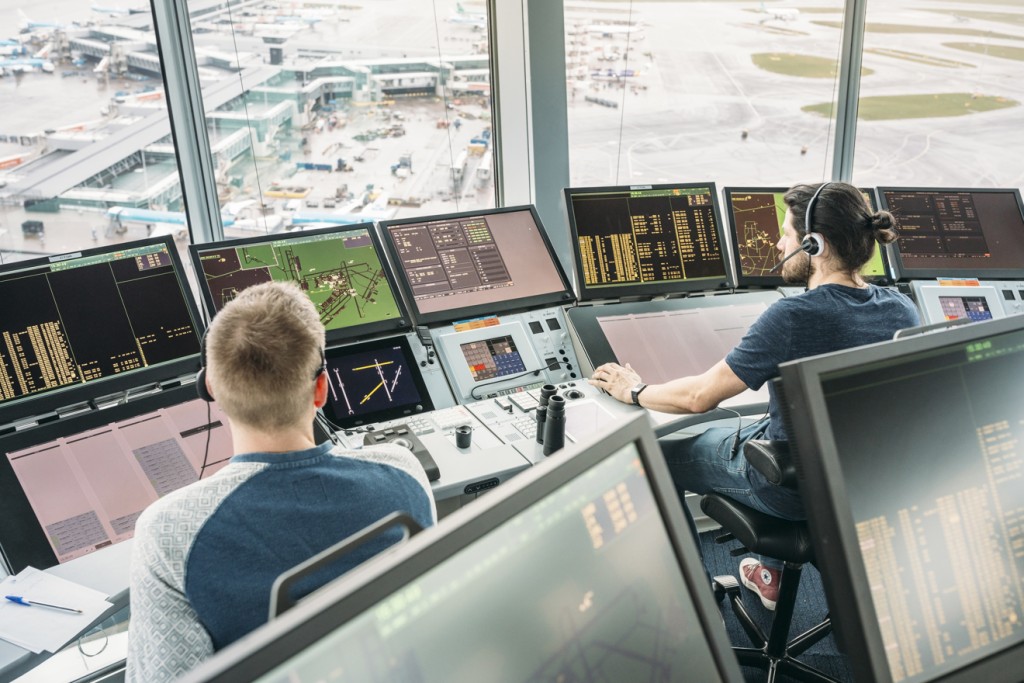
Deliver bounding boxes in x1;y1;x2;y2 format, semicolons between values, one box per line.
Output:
723;186;888;287
379;205;575;325
320;335;434;429
779;316;1024;683
0;237;204;425
189;224;410;345
563;183;729;300
183;414;744;683
878;187;1024;280
0;386;233;573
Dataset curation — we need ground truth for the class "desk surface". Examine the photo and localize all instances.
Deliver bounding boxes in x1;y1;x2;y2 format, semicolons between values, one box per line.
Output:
0;541;133;680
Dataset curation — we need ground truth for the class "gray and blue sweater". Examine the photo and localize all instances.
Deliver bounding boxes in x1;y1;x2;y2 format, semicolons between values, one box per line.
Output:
126;441;435;683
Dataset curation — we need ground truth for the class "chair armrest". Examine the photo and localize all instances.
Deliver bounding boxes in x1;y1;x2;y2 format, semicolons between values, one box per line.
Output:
743;440;798;489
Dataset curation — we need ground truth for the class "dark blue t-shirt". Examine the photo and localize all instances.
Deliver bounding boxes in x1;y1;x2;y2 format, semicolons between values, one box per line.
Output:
726;284;919;441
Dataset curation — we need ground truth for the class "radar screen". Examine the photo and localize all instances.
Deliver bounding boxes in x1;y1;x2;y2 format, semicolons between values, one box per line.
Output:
191;225;408;343
320;336;433;429
725;187;886;285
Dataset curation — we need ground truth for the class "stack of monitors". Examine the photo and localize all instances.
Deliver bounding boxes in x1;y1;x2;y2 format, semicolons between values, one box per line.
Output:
379;206;574;325
563;183;729;300
183;415;744;683
0;388;234;572
722;186;888;287
780;316;1024;683
879;187;1024;280
190;224;410;344
0;237;204;425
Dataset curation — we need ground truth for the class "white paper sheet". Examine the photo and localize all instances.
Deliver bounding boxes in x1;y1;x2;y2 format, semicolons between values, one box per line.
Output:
0;567;113;653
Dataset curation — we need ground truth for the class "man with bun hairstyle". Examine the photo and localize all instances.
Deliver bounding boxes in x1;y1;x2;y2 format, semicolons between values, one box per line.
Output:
590;181;918;610
127;282;435;682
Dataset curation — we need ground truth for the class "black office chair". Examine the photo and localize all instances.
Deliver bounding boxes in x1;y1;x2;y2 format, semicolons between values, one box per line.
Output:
700;440;840;683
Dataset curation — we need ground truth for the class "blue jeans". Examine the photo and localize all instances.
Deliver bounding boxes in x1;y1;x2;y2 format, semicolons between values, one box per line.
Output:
659;420;805;571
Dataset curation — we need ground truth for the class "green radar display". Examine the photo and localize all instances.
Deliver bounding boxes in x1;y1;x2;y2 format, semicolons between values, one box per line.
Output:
194;227;404;338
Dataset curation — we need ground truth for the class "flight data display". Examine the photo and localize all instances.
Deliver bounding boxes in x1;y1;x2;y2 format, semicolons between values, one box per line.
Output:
565;184;727;297
0;241;201;407
939;295;994;322
822;329;1024;682
3;398;232;566
321;337;431;429
881;189;1024;275
461;335;527;382
382;208;571;320
727;189;885;282
249;442;724;683
193;227;404;338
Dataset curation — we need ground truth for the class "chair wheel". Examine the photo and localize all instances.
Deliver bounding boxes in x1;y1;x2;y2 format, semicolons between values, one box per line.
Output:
712;574;740;602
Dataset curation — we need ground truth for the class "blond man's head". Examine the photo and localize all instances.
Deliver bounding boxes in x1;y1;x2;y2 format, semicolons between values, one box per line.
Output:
206;282;325;430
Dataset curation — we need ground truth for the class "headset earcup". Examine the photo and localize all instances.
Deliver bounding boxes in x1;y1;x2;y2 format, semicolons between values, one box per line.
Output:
196;367;214;402
801;232;825;257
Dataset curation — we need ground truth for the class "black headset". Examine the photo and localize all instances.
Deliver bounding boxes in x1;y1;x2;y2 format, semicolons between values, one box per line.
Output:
770;182;831;272
196;330;327;403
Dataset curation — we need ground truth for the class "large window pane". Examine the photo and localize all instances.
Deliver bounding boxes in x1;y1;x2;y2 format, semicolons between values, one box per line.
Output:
186;0;497;242
0;3;186;264
565;1;846;187
853;0;1024;187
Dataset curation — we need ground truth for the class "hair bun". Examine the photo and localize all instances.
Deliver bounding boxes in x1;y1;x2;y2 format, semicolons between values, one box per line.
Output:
870;210;898;244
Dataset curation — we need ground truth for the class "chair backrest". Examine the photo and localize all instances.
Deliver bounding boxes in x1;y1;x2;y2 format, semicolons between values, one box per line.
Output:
269;511;423;619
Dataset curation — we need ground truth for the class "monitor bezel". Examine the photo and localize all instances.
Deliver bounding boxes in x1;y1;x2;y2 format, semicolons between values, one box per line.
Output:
188;223;412;344
722;186;890;288
378;205;576;326
320;334;434;429
563;182;731;300
0;384;218;574
779;315;1024;683
877;186;1024;281
0;236;206;428
181;413;744;683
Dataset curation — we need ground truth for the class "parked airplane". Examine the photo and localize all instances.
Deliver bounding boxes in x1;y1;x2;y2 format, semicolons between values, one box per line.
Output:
17;11;66;33
759;2;799;22
448;3;486;29
0;57;55;74
91;4;148;16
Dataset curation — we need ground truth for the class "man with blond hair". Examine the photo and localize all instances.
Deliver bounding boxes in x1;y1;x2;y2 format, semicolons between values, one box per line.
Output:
127;282;435;682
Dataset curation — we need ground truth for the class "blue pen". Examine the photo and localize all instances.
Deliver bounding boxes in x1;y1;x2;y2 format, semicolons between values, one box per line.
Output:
5;595;82;614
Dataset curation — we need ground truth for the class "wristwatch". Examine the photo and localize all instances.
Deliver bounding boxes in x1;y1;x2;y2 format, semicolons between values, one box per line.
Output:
630;382;648;406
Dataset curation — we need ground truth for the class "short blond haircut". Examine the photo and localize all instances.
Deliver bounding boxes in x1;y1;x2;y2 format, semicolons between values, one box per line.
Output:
206;281;325;430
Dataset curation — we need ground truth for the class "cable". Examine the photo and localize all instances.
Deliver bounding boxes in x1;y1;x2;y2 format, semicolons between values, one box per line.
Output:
198;399;213;480
224;1;269;234
430;0;460;213
468;359;573;400
613;0;636;184
822;13;844;182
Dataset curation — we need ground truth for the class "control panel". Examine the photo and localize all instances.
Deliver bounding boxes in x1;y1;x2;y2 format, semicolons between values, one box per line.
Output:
334;379;640;500
430;307;582;404
909;281;1007;325
979;279;1024;316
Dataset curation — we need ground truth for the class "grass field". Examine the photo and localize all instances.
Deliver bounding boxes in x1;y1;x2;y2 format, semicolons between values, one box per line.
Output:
802;93;1019;120
814;20;1024;42
944;42;1024;61
752;52;874;78
864;47;974;68
927;9;1024;27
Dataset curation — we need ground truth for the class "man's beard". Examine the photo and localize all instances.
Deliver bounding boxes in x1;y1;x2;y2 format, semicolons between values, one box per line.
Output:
782;253;812;285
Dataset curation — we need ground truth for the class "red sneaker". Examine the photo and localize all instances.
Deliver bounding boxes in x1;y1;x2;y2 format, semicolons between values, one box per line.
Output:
739;557;780;611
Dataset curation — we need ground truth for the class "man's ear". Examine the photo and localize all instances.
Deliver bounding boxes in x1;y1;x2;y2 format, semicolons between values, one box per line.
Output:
313;371;328;409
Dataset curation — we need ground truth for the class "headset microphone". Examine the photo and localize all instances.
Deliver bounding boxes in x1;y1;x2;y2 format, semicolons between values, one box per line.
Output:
769;247;805;273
